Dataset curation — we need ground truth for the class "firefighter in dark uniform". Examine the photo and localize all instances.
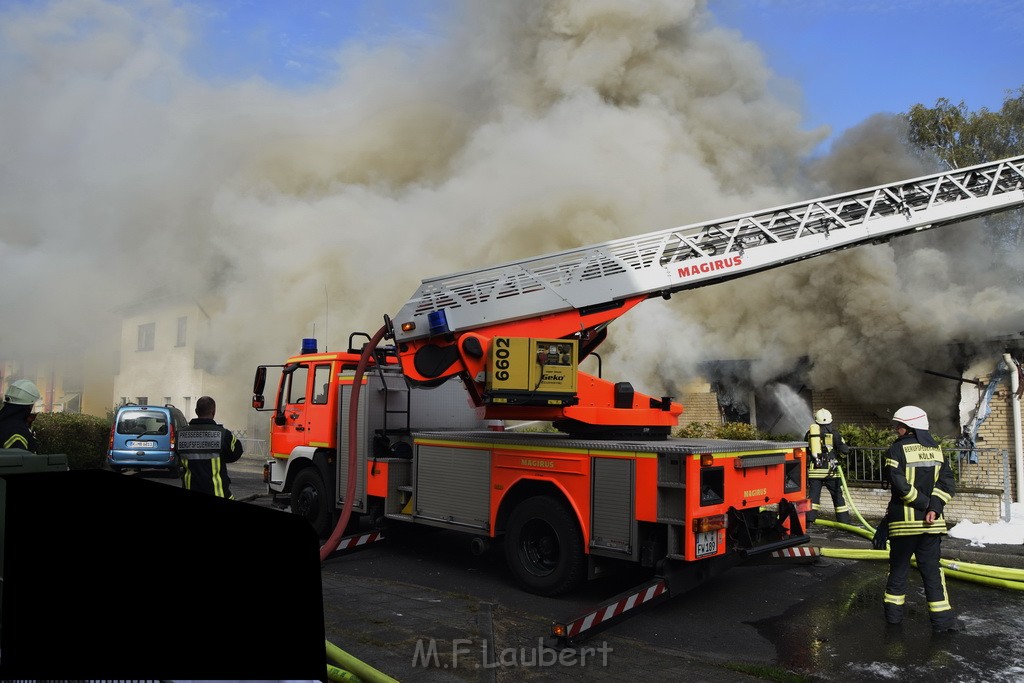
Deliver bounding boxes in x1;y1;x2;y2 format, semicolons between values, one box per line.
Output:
177;395;243;499
0;379;42;452
880;405;957;632
804;408;851;524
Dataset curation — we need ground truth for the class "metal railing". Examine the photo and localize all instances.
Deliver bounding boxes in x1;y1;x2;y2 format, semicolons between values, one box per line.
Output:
237;437;269;459
843;446;1009;491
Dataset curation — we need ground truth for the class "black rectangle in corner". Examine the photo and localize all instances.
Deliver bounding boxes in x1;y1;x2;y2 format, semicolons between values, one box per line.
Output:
0;469;326;680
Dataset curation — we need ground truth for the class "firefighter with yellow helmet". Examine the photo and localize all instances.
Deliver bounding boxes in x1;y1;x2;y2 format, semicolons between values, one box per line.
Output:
804;407;851;524
879;405;958;632
0;379;42;452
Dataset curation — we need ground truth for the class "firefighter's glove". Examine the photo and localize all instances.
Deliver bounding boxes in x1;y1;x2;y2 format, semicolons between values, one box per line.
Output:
871;521;889;550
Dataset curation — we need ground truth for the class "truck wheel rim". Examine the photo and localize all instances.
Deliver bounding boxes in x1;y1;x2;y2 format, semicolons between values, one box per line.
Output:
296;486;318;518
518;518;559;576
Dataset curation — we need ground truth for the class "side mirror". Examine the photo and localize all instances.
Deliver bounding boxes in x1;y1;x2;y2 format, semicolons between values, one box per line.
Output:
253;366;267;394
252;395;265;410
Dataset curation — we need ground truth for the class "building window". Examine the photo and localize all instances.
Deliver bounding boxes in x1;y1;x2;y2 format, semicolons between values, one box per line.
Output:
137;323;155;351
136;396;148;406
184;396;191;417
176;316;187;347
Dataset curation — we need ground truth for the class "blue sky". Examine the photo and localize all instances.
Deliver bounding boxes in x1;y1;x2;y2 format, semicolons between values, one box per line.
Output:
712;0;1024;149
186;0;1024;153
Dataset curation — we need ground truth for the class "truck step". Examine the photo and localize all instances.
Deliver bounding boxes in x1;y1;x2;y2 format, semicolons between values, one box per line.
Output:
384;512;414;521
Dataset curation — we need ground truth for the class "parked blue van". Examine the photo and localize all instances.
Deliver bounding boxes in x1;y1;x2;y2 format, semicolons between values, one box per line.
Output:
106;403;190;474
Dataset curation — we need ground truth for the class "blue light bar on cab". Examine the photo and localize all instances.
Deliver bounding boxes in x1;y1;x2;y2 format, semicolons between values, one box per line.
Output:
427;309;450;336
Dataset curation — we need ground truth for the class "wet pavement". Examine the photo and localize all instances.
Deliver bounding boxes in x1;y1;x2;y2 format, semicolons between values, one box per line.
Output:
309;518;1024;682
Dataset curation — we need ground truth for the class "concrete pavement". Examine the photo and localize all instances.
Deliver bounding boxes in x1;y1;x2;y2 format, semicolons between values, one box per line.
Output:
309;520;1024;682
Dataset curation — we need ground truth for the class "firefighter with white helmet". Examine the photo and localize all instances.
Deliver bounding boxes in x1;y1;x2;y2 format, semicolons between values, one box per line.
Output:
879;405;958;632
804;407;851;524
0;379;42;452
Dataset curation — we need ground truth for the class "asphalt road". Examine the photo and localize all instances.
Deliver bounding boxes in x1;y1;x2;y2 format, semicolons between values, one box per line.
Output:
135;456;1024;682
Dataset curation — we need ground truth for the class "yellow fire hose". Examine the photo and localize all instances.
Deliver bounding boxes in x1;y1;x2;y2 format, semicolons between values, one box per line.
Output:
806;466;1024;590
327;663;363;682
326;638;401;683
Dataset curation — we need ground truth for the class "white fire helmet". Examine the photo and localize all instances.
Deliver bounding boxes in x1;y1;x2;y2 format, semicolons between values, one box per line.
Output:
4;379;41;406
892;405;929;430
814;408;832;425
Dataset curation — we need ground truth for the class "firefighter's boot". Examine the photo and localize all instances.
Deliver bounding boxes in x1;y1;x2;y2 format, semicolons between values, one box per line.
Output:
931;613;960;633
884;603;903;625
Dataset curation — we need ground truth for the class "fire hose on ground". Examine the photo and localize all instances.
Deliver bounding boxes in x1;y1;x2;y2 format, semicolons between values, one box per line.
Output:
325;638;401;683
806;465;1024;590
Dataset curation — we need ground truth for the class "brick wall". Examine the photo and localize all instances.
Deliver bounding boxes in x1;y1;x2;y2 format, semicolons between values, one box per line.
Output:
975;384;1020;498
811;388;893;429
678;391;722;425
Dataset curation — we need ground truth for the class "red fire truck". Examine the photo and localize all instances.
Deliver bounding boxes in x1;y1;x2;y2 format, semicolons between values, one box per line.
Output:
253;155;1024;597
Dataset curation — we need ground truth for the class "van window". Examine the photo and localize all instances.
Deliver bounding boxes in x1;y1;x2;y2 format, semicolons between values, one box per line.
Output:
117;410;169;436
171;407;189;428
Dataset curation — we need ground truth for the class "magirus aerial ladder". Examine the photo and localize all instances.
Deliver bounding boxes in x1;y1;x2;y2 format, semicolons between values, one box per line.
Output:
392;154;1024;437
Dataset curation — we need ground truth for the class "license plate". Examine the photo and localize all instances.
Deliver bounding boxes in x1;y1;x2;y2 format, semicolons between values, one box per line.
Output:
128;440;156;449
695;531;718;557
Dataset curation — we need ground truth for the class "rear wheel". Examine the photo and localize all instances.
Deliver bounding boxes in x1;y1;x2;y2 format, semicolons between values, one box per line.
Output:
505;495;585;596
291;468;331;538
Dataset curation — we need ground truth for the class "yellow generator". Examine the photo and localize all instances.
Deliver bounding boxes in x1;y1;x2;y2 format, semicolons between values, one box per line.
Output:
485;337;578;406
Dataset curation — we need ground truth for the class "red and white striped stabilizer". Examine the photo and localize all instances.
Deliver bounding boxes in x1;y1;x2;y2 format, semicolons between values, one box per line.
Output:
556;579;668;641
770;546;821;559
325;530;385;557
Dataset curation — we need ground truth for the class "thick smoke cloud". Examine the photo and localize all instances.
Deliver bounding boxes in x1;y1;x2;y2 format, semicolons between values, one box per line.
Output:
1;0;1020;432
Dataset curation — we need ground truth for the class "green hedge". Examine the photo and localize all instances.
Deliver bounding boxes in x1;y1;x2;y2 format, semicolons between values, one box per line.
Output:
675;421;802;442
33;412;111;470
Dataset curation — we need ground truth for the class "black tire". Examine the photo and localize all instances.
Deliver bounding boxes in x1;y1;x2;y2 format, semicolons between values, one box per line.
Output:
505;495;585;596
291;467;331;538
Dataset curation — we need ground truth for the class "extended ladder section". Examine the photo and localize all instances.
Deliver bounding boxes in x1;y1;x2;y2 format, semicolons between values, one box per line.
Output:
393;156;1024;343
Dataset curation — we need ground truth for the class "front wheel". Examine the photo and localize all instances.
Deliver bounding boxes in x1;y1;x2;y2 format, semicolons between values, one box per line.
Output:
505;495;585;596
291;467;331;538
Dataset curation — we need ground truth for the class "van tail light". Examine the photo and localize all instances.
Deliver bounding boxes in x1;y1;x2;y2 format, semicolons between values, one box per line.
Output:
107;425;115;451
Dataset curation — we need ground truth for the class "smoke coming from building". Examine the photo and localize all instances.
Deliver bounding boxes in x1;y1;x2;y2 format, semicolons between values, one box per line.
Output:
1;1;1020;430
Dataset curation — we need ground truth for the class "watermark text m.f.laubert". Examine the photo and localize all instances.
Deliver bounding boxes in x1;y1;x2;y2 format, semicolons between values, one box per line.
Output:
412;637;613;670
